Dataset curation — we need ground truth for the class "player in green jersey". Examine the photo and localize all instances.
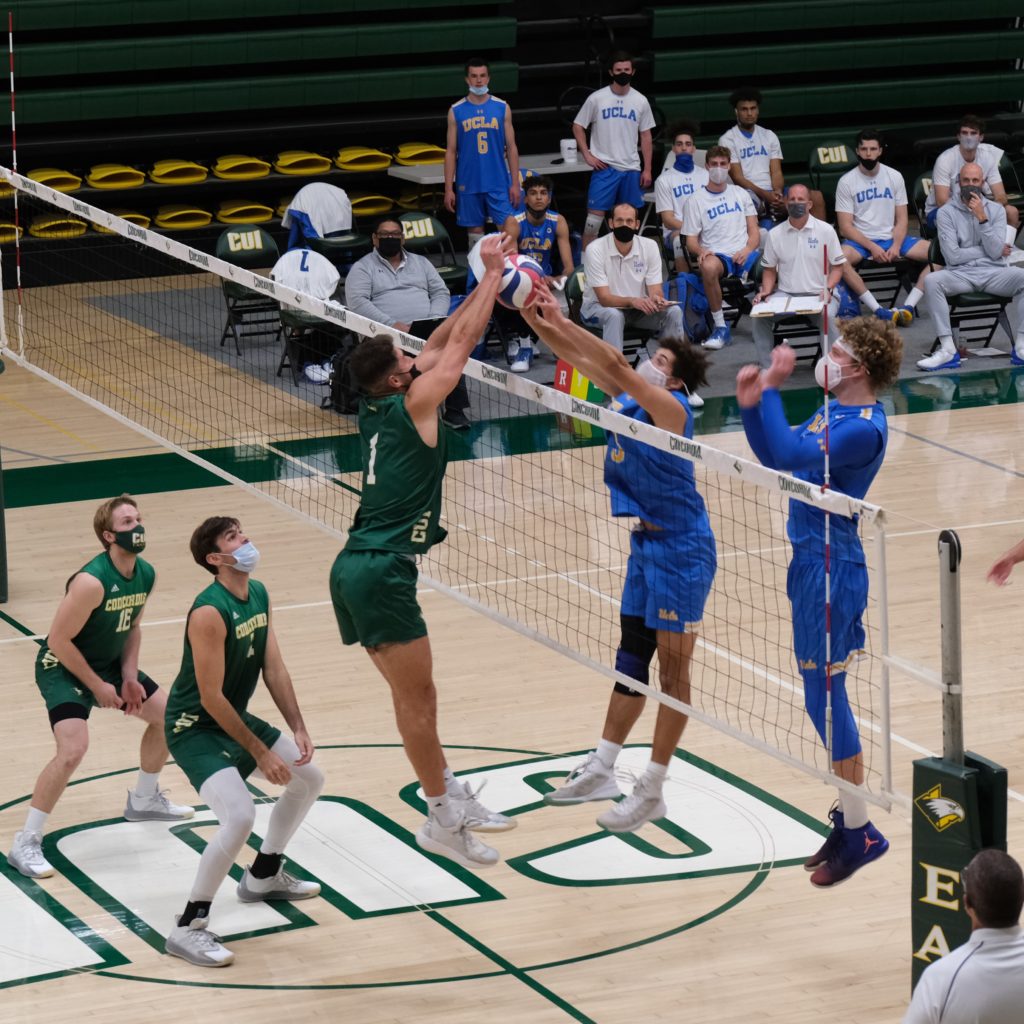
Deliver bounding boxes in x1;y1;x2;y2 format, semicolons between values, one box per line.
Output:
330;233;514;870
164;516;323;968
7;495;194;880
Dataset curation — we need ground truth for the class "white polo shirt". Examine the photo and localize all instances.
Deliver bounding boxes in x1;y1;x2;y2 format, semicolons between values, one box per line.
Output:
655;164;710;238
835;163;909;240
574;86;656;172
682;184;756;254
903;926;1024;1024
761;215;845;294
718;124;783;190
582;232;663;304
925;142;1004;214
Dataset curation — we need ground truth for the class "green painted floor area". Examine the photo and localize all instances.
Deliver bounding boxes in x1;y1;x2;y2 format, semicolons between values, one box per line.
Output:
4;368;1023;509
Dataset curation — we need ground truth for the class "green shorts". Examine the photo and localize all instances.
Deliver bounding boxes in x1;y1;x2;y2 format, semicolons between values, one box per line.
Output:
166;711;281;793
329;548;428;648
35;648;157;724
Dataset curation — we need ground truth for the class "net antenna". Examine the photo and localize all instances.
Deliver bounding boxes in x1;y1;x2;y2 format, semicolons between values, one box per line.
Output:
0;170;898;809
2;11;23;355
821;244;833;766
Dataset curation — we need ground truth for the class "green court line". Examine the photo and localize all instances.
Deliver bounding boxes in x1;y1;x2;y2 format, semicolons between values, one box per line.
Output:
0;607;38;637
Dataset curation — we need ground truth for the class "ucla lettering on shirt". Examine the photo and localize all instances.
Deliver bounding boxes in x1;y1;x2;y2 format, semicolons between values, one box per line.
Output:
602;106;638;121
855;186;895;203
707;199;743;220
460;114;500;132
673;182;695;198
739;143;769;160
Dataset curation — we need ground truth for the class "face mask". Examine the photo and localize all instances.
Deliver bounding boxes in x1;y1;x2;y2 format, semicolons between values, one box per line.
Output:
707;165;730;185
787;202;808;219
112;525;146;553
377;237;402;258
959;134;980;151
960;184;984;204
468;84;488;96
612;72;632;86
859;157;879;171
814;352;844;392
229;541;260;574
636;358;668;389
612;225;635;243
673;152;694;173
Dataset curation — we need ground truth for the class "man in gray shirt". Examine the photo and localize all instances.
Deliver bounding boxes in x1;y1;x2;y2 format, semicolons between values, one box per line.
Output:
918;163;1024;372
345;218;470;428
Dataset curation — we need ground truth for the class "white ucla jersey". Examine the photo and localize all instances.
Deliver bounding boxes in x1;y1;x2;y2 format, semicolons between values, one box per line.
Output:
271;248;340;300
573;86;655;171
834;163;908;240
281;181;352;237
926;142;1004;213
682;184;756;253
718;124;783;190
655;165;710;236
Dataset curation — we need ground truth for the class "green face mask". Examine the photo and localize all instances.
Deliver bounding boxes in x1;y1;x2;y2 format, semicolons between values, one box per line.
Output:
112;525;146;553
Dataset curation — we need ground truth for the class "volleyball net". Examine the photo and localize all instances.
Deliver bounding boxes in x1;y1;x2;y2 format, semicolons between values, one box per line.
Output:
0;168;894;806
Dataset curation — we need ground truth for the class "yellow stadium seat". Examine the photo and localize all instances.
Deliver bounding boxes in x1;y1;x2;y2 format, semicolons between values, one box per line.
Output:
86;164;146;189
27;167;82;192
154;205;213;230
335;146;393;172
150;159;209;185
273;151;332;176
212;154;272;180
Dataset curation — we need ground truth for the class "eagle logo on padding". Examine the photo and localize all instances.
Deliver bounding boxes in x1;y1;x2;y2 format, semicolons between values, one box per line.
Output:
914;784;966;832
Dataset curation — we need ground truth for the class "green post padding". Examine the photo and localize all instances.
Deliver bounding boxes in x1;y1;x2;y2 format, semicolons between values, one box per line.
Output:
0;431;7;603
910;752;1007;989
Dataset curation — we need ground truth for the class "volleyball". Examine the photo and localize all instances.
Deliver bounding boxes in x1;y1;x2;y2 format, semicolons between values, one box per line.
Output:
468;237;544;309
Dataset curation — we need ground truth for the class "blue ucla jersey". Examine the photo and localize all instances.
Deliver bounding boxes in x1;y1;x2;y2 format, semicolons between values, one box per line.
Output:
514;211;558;274
788;401;888;563
604;390;713;541
452;96;511;194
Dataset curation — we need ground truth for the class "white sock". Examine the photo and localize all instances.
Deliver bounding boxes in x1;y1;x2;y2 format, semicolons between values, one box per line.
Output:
642;760;669;788
860;291;880;312
905;287;923;309
711;309;726;327
595;738;622;770
839;790;869;830
1006;224;1017;246
1015;335;1024;355
937;334;955;352
467;229;484;252
134;770;160;799
24;806;49;834
427;792;458;828
443;766;462;796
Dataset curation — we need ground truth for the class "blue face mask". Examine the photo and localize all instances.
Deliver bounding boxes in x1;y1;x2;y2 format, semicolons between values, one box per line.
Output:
230;541;260;574
468;84;488;96
674;152;694;173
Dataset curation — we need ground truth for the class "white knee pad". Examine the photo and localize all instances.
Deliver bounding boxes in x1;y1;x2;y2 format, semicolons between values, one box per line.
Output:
585;213;604;238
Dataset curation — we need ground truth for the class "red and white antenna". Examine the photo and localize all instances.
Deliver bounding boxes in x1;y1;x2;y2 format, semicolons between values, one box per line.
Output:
6;10;23;355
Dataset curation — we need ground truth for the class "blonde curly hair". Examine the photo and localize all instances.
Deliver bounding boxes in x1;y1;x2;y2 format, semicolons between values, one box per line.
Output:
839;316;903;390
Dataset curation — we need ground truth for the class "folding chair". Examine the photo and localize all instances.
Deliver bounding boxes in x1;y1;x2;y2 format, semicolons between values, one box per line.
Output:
216;224;282;356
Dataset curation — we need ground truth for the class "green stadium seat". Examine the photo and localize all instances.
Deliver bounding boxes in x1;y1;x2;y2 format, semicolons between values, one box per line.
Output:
397;212;468;294
808;140;858;218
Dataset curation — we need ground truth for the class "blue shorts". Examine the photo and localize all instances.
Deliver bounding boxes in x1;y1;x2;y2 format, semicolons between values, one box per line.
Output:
845;236;921;260
621;527;716;633
712;251;760;278
587;167;644;213
787;557;867;673
457;188;514;229
926;209;938;231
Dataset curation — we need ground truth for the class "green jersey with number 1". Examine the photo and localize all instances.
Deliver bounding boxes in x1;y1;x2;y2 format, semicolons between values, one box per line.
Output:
345;393;448;554
38;551;155;674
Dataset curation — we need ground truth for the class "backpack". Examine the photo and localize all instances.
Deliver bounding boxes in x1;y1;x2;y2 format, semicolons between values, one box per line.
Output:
665;273;713;345
321;342;362;414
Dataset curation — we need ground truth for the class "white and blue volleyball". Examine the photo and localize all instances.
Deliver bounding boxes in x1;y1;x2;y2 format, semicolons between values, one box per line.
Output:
467;237;544;309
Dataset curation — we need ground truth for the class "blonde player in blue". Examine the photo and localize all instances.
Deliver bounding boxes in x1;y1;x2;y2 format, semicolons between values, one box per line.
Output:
521;285;715;834
735;317;901;887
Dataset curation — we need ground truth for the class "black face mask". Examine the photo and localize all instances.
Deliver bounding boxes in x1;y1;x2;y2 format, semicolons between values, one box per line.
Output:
612;72;632;86
377;237;403;258
859;157;879;171
612;225;636;243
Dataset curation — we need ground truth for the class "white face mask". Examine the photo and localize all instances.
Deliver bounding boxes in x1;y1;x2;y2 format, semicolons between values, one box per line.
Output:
707;165;730;185
814;352;844;392
958;134;980;151
229;541;260;574
636;357;668;389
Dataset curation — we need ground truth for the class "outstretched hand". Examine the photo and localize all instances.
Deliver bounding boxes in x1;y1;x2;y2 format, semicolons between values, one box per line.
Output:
987;555;1016;587
763;343;796;389
479;233;511;274
520;281;562;326
735;364;763;409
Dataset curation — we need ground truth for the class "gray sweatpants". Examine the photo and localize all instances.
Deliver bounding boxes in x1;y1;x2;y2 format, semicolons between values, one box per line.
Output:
923;265;1024;339
579;300;685;351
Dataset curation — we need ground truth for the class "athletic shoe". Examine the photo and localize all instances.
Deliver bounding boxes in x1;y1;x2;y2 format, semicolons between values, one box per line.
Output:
449;778;517;832
1011;344;1024;367
237;864;321;902
7;829;54;878
544;752;622;805
303;363;330;384
687;391;704;409
596;775;667;833
415;814;500;869
809;822;889;888
875;306;913;326
442;407;471;431
510;346;533;373
916;348;961;372
124;789;195;822
165;915;234;967
703;325;731;350
803;804;844;871
506;336;524;361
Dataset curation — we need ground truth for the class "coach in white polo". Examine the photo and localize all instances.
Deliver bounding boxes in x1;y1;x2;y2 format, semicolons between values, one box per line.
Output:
580;201;685;352
904;848;1024;1024
750;184;846;367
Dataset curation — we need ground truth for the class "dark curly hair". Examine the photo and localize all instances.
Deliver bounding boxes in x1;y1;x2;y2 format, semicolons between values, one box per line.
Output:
654;336;710;394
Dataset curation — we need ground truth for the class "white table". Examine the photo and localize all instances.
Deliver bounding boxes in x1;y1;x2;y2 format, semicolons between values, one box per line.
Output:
387;152;594;187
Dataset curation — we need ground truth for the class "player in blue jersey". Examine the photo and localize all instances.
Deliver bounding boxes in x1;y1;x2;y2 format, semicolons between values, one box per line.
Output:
444;58;520;251
521;285;716;834
736;317;902;887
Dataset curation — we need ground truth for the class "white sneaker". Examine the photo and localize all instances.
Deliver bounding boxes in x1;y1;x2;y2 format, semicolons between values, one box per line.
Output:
596;775;667;833
124;789;195;822
687;391;704;409
303;363;330;383
237;864;321;902
506;337;521;361
510;346;533;372
449;778;517;832
415;813;500;869
7;829;54;878
544;752;622;805
165;915;235;967
916;346;961;372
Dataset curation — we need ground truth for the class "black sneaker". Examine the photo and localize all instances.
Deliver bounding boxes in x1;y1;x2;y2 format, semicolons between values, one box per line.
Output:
443;408;471;430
